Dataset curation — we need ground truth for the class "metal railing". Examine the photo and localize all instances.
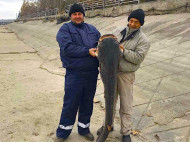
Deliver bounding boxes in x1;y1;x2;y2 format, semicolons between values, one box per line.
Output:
19;0;160;19
65;0;140;12
20;8;59;19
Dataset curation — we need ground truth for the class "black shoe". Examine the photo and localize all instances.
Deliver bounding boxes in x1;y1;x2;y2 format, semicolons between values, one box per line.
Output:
97;126;114;136
54;137;65;142
122;135;131;142
81;132;94;141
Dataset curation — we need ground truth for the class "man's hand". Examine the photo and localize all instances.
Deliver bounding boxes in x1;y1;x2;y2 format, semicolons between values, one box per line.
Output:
120;45;124;52
120;45;124;50
89;48;98;57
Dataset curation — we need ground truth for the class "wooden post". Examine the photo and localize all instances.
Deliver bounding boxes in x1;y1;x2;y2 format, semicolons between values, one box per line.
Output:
92;0;94;11
118;0;120;6
185;3;188;12
103;0;105;9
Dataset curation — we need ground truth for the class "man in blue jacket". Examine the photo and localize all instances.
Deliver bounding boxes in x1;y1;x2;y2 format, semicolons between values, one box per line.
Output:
55;3;101;142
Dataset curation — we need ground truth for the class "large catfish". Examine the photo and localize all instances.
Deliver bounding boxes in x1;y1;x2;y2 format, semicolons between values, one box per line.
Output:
96;34;121;142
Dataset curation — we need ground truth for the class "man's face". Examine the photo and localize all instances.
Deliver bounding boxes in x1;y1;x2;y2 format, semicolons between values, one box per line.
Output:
128;18;141;29
71;12;84;24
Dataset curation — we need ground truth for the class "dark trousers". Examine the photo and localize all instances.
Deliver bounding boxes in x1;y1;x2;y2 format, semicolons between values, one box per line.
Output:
56;70;98;139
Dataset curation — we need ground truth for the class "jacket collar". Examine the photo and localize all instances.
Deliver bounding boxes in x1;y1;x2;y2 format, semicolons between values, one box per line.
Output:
120;25;140;43
71;21;84;28
127;25;139;35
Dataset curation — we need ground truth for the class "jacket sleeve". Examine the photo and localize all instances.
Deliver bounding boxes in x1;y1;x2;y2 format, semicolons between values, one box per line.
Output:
96;28;101;41
123;35;150;65
56;24;89;58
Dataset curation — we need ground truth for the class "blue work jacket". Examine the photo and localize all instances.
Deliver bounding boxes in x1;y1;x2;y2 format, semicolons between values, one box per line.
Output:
56;22;101;71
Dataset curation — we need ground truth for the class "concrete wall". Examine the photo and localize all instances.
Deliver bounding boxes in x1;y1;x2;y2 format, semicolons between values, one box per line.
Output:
5;12;190;142
86;0;190;17
8;14;190;135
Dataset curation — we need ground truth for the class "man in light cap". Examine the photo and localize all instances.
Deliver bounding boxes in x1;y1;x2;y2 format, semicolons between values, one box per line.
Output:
55;3;100;142
97;9;150;142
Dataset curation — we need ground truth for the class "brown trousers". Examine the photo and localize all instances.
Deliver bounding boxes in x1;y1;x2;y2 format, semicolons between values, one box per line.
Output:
103;72;135;135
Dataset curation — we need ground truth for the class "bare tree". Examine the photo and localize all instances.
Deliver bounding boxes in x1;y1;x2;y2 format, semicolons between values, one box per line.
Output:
20;0;36;17
20;0;82;17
